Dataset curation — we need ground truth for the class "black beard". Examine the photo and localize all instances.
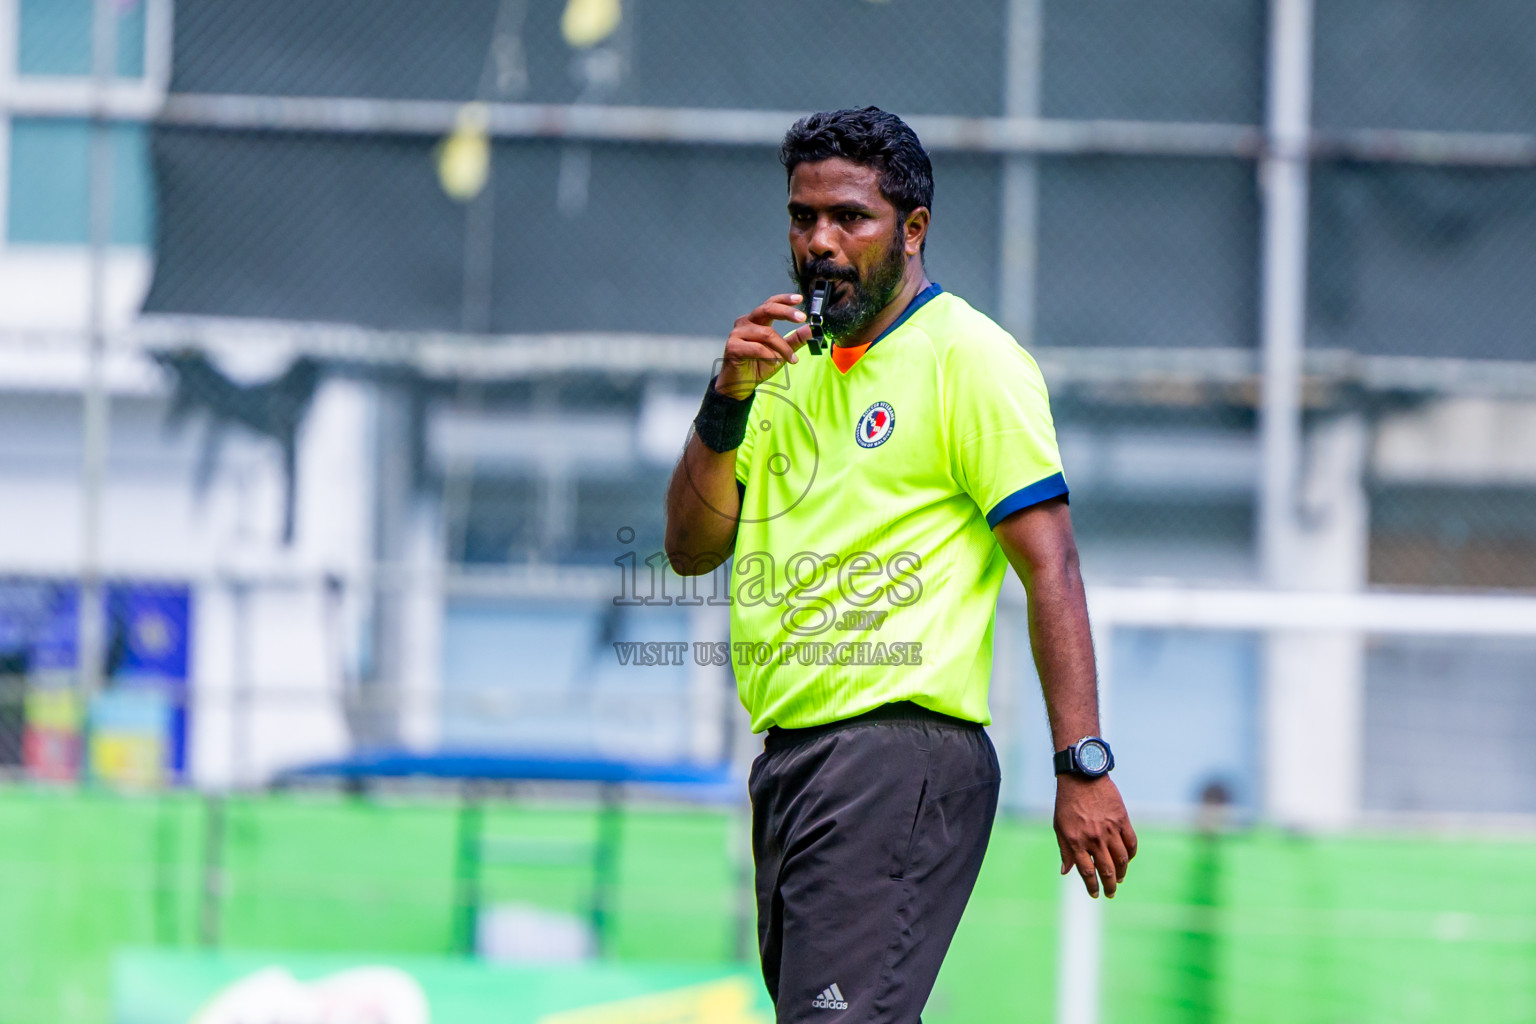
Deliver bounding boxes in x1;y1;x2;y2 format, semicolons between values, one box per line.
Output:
789;232;908;343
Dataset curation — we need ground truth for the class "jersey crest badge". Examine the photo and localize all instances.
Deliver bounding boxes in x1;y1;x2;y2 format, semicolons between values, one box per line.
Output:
855;401;895;448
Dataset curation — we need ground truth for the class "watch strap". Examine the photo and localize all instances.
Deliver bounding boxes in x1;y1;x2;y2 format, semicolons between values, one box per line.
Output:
1053;747;1074;775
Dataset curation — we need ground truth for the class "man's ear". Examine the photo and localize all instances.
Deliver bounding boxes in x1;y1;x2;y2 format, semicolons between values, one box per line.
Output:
904;207;930;257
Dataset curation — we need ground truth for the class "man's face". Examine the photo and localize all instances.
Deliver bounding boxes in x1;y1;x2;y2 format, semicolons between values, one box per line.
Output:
787;158;914;342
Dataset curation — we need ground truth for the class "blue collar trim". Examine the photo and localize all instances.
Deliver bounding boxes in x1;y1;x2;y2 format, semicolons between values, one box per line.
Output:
864;282;942;353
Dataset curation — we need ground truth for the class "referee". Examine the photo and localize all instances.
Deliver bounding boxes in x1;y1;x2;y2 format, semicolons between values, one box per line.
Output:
664;107;1136;1023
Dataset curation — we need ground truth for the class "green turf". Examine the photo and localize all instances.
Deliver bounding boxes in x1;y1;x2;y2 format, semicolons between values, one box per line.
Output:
2;786;1535;1024
215;794;462;953
1103;828;1536;1024
926;817;1061;1024
0;788;203;1024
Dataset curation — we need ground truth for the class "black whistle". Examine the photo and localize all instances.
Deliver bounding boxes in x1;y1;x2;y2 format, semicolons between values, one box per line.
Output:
806;280;830;355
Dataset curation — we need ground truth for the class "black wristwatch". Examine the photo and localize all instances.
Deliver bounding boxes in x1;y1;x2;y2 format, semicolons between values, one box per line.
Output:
1054;736;1115;779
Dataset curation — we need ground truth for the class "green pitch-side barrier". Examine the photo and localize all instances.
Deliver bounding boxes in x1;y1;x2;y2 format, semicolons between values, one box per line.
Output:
112;951;774;1024
0;785;1532;1024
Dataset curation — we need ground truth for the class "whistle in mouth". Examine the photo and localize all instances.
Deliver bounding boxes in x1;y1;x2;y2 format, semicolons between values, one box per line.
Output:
806;280;830;355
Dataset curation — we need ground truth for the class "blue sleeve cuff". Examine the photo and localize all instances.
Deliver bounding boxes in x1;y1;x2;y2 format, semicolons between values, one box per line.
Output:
985;472;1069;528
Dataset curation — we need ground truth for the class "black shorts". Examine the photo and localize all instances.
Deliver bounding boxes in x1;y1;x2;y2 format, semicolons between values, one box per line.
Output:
749;702;1001;1023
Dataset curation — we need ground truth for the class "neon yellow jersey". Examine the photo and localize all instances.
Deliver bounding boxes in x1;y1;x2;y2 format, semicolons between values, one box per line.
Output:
730;285;1067;731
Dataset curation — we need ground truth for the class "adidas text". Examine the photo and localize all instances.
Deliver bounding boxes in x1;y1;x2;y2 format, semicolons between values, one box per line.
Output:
812;983;849;1010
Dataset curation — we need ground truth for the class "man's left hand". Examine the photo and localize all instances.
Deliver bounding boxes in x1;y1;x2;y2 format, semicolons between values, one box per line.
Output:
1054;775;1137;898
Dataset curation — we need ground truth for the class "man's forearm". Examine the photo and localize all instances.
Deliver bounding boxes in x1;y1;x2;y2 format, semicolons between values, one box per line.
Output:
668;291;811;574
992;477;1134;897
1024;550;1101;747
664;433;741;574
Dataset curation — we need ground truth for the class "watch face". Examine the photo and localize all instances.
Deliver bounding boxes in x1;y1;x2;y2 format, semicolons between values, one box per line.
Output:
1078;740;1110;774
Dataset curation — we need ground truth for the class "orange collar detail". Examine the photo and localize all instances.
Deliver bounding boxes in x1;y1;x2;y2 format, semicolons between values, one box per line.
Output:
830;341;871;374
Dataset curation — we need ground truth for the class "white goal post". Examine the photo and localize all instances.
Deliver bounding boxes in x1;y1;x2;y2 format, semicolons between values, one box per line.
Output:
1044;582;1536;1024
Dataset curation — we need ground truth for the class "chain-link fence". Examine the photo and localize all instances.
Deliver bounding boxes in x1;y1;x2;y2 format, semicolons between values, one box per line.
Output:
2;0;1536;810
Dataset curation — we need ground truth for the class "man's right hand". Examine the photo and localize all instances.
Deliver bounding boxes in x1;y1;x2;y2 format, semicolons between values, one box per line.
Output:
715;294;816;399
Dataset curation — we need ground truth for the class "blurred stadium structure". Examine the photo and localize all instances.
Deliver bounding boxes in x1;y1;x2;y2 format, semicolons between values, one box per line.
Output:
3;0;1536;1022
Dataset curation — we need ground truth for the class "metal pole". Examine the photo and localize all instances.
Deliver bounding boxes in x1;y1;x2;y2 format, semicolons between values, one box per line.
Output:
77;0;119;778
999;0;1043;339
1056;605;1113;1024
1257;0;1315;584
991;604;1019;812
0;0;14;246
231;578;252;787
1056;862;1104;1024
199;793;225;947
1258;0;1318;832
590;782;623;957
452;783;486;956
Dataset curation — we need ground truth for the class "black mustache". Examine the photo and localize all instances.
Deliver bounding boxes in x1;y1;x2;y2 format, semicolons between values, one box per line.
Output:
801;263;858;284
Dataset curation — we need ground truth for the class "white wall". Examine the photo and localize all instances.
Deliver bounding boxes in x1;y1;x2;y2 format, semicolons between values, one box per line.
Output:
0;351;378;786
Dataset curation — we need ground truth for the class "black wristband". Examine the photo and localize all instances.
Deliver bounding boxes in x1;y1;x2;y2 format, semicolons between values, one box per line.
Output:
693;375;755;453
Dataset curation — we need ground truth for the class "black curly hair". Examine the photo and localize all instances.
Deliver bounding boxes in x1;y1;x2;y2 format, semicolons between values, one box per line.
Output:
780;106;934;252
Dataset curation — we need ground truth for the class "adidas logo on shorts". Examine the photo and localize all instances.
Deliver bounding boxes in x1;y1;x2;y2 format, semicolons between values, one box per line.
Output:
812;983;849;1010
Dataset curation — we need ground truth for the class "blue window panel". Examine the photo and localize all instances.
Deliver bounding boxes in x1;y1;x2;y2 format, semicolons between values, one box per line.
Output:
7;118;153;246
17;0;146;78
441;601;693;758
1007;627;1260;814
1108;629;1262;811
